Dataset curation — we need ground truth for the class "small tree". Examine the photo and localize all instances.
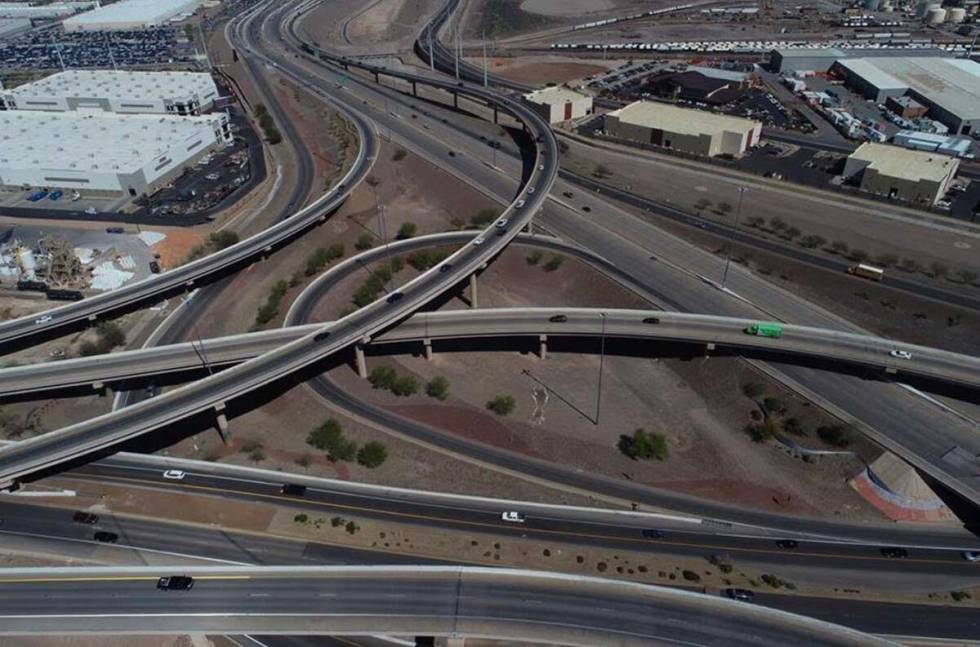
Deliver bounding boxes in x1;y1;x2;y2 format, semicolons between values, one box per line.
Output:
593;164;612;179
368;366;398;390
307;418;344;450
769;216;786;231
955;269;978;285
930;261;949;279
742;382;765;399
745;418;780;442
695;198;712;212
396;222;417;240
357;441;388;468
355;233;374;251
745;216;765;229
470;209;497;227
718;202;733;215
543;254;565;272
817;423;855;448
830;241;849;255
486;395;516;416
210;230;240;250
850;249;869;263
392;148;407;161
783;226;801;240
96;321;126;349
390;375;418;397
526;250;543;266
618;428;669;461
426;376;450;400
799;234;826;249
900;258;920;273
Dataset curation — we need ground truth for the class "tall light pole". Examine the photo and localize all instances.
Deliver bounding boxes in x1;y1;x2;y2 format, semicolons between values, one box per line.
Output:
482;31;488;88
595;312;606;425
721;186;747;288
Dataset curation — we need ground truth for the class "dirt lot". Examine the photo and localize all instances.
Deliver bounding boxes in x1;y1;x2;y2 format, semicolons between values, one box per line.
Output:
317;246;884;521
473;55;614;85
301;0;443;54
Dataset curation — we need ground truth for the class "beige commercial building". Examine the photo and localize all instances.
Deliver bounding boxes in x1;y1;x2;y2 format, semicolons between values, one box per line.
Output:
604;101;762;157
522;86;593;124
843;142;959;205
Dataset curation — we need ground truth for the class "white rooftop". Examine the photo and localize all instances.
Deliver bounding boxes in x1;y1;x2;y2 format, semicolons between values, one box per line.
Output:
7;70;218;103
63;0;201;29
524;86;590;106
851;142;958;183
0;110;222;174
839;57;980;122
608;101;761;136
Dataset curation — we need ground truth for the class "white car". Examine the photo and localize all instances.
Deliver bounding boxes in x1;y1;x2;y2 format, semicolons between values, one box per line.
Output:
527;187;535;194
515;200;525;208
472;236;485;246
889;350;912;360
162;470;186;480
501;511;526;523
34;315;52;325
495;218;508;229
962;551;980;562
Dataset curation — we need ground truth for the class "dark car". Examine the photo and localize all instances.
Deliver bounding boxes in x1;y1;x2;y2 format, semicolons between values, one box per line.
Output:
581;206;591;213
641;529;664;540
157;576;194;591
314;331;331;341
880;547;909;558
548;314;567;323
642;317;660;324
439;263;452;273
149;261;161;274
447;150;456;157
775;540;799;550
724;588;754;602
386;292;403;304
105;227;124;234
280;484;307;496
73;512;99;524
93;531;119;543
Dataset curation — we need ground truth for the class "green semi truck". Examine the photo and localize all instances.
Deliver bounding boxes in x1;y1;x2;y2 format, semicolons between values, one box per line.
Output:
744;322;784;338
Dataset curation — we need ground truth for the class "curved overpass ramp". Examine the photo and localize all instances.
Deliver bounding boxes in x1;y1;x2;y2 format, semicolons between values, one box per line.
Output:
0;566;894;646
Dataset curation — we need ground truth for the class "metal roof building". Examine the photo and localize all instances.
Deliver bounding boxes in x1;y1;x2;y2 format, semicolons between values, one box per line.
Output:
768;47;948;73
0;110;232;195
63;0;202;32
604;101;761;157
522;86;593;124
0;2;97;20
843;142;959;205
0;70;219;115
832;57;980;135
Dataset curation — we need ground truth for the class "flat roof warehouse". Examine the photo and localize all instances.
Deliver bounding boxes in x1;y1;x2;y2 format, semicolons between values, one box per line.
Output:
608;101;759;138
2;70;218;108
63;0;202;31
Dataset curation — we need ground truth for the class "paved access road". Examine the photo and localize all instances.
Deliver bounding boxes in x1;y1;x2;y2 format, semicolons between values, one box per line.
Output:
0;566;896;646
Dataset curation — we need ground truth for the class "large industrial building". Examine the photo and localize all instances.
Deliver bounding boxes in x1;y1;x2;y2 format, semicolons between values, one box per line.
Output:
768;47;947;73
0;70;219;115
0;110;232;195
604;101;761;157
830;57;980;135
63;0;201;32
0;2;97;20
843;142;959;205
522;86;592;124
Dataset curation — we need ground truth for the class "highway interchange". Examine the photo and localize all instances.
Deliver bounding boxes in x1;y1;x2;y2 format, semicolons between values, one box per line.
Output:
0;0;978;643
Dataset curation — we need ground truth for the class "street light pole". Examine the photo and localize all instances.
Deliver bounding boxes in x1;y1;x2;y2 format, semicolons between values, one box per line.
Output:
722;186;747;288
595;312;606;425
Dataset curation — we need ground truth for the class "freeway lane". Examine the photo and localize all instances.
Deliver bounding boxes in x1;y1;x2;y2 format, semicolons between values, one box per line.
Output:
0;566;895;646
0;493;977;640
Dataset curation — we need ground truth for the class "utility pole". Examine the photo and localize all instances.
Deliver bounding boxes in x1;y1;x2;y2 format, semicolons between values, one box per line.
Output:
454;30;460;81
482;30;488;87
428;28;434;72
722;186;748;288
595;312;606;425
104;32;117;70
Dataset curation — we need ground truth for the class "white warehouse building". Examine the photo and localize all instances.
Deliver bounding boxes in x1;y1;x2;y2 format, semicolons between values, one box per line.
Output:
522;86;593;124
0;110;232;196
63;0;202;32
0;2;98;20
0;70;220;115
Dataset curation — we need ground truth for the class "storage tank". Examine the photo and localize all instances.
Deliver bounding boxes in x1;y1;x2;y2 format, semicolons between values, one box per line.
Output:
925;7;947;23
948;7;967;21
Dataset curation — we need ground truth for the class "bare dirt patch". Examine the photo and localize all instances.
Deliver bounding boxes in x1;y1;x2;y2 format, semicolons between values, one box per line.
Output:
478;56;613;85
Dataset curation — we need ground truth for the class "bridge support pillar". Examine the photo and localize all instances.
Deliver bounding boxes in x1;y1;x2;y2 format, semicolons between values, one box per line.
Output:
373;70;379;84
214;404;229;443
538;334;548;360
354;344;368;378
423;338;433;360
453;92;459;109
468;273;478;308
92;381;107;397
884;367;897;376
492;105;498;124
411;81;417;96
705;342;716;356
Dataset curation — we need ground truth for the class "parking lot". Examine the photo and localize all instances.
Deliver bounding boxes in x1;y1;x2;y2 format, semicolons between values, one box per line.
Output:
0;26;195;71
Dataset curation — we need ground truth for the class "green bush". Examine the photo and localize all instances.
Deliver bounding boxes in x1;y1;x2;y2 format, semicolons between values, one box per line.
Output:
356;441;388;468
294;513;309;524
254;279;289;326
390;375;418;397
396;222;417;240
426;376;449;400
470;209;498;227
542;254;564;272
745;418;780;443
95;321;125;350
741;383;765;399
817;424;855;448
368;366;398;390
355;233;374;251
407;249;449;271
209;230;240;250
617;428;669;461
526;251;543;265
392;148;407;161
486;394;515;416
306;419;358;462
